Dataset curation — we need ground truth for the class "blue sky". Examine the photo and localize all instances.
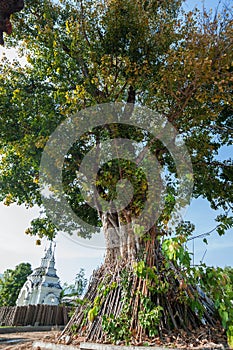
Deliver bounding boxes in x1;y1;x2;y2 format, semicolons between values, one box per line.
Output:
184;0;227;11
0;0;232;285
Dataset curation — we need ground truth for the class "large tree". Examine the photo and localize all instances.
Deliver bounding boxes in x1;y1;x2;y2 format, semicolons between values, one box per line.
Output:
0;0;232;344
0;263;32;306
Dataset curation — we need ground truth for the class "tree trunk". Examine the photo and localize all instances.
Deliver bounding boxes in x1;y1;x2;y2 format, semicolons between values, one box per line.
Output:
59;216;219;345
102;212;139;265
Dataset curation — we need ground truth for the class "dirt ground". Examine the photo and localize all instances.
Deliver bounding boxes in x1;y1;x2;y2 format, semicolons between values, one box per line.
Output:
0;330;60;350
0;328;228;349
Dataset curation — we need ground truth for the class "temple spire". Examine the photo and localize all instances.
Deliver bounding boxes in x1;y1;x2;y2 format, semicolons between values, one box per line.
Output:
41;240;54;267
16;240;62;306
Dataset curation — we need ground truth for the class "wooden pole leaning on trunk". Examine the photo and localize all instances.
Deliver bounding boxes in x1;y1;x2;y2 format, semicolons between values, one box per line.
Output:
59;225;220;345
0;0;24;45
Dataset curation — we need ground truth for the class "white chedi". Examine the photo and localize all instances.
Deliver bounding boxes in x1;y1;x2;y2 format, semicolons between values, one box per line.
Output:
16;242;62;306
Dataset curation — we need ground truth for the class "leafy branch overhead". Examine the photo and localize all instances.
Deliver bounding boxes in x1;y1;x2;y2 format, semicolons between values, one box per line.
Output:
0;0;232;237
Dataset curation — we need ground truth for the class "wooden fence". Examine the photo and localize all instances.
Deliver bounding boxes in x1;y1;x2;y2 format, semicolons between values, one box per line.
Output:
0;305;71;326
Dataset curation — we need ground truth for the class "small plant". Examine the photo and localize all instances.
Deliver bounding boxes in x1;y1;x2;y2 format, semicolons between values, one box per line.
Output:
197;266;233;335
102;313;131;344
70;323;78;334
227;326;233;349
139;305;163;337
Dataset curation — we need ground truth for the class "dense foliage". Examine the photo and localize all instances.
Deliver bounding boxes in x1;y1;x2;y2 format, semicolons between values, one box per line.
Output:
0;262;32;306
0;0;232;239
197;266;233;329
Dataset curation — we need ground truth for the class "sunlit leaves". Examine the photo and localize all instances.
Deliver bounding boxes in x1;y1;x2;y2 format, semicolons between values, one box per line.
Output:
0;0;232;239
197;266;233;330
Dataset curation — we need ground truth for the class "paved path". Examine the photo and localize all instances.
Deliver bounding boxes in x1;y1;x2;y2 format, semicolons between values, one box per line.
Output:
0;330;60;349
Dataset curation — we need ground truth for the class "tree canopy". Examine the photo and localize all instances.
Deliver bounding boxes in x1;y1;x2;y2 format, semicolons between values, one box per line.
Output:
0;262;32;306
0;0;232;241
